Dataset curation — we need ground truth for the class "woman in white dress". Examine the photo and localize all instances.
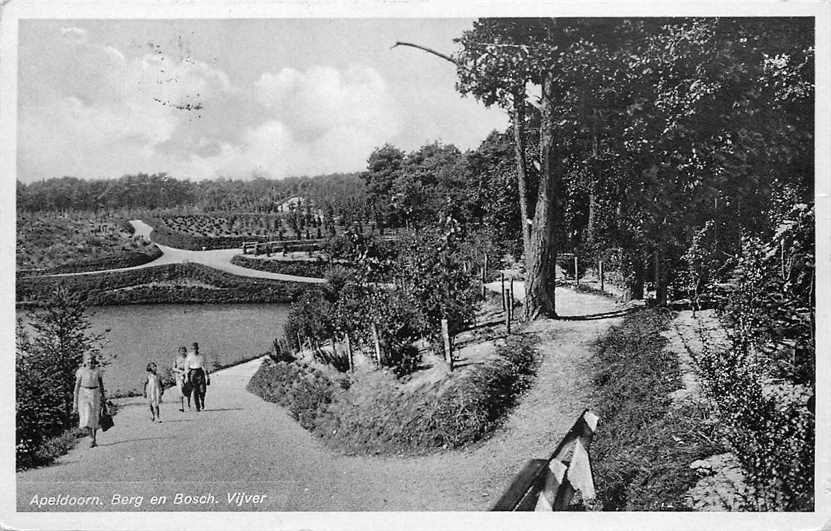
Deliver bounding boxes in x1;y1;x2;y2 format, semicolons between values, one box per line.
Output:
72;352;107;448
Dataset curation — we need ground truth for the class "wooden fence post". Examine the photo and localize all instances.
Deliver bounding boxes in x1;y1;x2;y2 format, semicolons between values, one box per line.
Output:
505;303;512;334
501;273;506;312
441;318;453;371
599;260;605;292
371;323;382;367
345;333;354;373
574;255;579;286
480;255;489;299
509;278;515;322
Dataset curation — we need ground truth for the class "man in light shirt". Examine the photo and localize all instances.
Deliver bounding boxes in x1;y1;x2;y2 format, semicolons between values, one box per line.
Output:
185;342;210;412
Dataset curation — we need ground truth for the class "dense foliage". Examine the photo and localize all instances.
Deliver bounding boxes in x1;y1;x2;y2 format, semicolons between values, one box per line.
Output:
18;173;369;222
691;205;814;511
283;218;480;377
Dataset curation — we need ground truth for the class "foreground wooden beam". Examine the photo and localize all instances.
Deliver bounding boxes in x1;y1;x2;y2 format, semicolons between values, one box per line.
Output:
491;409;599;511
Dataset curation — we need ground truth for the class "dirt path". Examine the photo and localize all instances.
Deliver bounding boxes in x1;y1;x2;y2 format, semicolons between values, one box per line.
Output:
29;220;326;284
18;287;624;511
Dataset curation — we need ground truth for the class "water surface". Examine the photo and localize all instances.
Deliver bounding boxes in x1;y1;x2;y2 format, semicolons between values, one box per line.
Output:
18;303;289;396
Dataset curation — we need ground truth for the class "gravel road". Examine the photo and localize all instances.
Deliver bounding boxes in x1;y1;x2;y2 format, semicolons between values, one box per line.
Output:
27;220;326;284
18;287;622;512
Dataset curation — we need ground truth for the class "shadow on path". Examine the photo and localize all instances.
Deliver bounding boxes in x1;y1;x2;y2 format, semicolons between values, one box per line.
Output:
556;306;642;321
98;436;175;448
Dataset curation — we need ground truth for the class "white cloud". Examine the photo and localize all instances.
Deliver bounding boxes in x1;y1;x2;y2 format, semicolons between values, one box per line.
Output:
19;29;239;180
19;28;402;181
254;65;400;145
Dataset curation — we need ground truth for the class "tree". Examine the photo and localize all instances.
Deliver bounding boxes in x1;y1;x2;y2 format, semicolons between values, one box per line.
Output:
363;144;405;230
396;19;571;318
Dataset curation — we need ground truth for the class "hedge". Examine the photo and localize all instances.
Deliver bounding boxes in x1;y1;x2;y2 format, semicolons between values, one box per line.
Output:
17;263;311;306
231;255;352;278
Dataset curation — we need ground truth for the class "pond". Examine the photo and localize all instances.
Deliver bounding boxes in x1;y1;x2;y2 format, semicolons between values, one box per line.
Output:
18;303;290;396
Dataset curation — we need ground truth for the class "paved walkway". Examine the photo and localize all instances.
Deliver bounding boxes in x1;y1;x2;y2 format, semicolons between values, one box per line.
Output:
30;220;326;284
18;288;624;512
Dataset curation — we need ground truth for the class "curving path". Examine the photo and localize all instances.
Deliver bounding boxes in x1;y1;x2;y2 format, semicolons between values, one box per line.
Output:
30;220;326;284
17;287;624;512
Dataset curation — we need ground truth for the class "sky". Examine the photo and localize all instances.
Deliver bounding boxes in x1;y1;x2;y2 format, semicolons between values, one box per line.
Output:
17;19;507;183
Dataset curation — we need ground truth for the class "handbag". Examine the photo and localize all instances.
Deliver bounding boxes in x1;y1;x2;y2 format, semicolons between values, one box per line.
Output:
100;404;114;432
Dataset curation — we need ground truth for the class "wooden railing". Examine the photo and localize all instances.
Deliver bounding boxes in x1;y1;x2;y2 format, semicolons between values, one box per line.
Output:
240;239;327;255
491;409;599;511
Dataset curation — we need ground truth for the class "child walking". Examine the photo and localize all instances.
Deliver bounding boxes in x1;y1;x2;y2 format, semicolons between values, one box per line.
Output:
144;362;164;423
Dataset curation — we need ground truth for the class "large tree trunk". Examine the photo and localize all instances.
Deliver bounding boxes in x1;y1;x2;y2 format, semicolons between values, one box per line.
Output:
511;94;532;260
626;254;645;301
524;77;559;319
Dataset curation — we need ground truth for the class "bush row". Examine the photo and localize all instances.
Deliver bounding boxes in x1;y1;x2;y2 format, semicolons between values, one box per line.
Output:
16;263;309;306
231;255;349;278
146;216;327;251
591;308;722;510
248;335;539;455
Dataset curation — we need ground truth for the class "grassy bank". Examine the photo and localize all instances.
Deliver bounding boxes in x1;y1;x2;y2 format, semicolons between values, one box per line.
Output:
248;334;539;455
591;309;722;510
16;263;311;306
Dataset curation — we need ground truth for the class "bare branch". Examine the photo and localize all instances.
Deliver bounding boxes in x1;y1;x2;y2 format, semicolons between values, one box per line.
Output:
391;41;458;66
392;39;543;114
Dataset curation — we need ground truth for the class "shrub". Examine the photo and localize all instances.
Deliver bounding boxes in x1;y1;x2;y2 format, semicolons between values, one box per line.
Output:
247;359;341;430
364;288;425;376
391;221;479;342
312;345;351;373
249;335;540;455
687;204;815;510
283;289;335;351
